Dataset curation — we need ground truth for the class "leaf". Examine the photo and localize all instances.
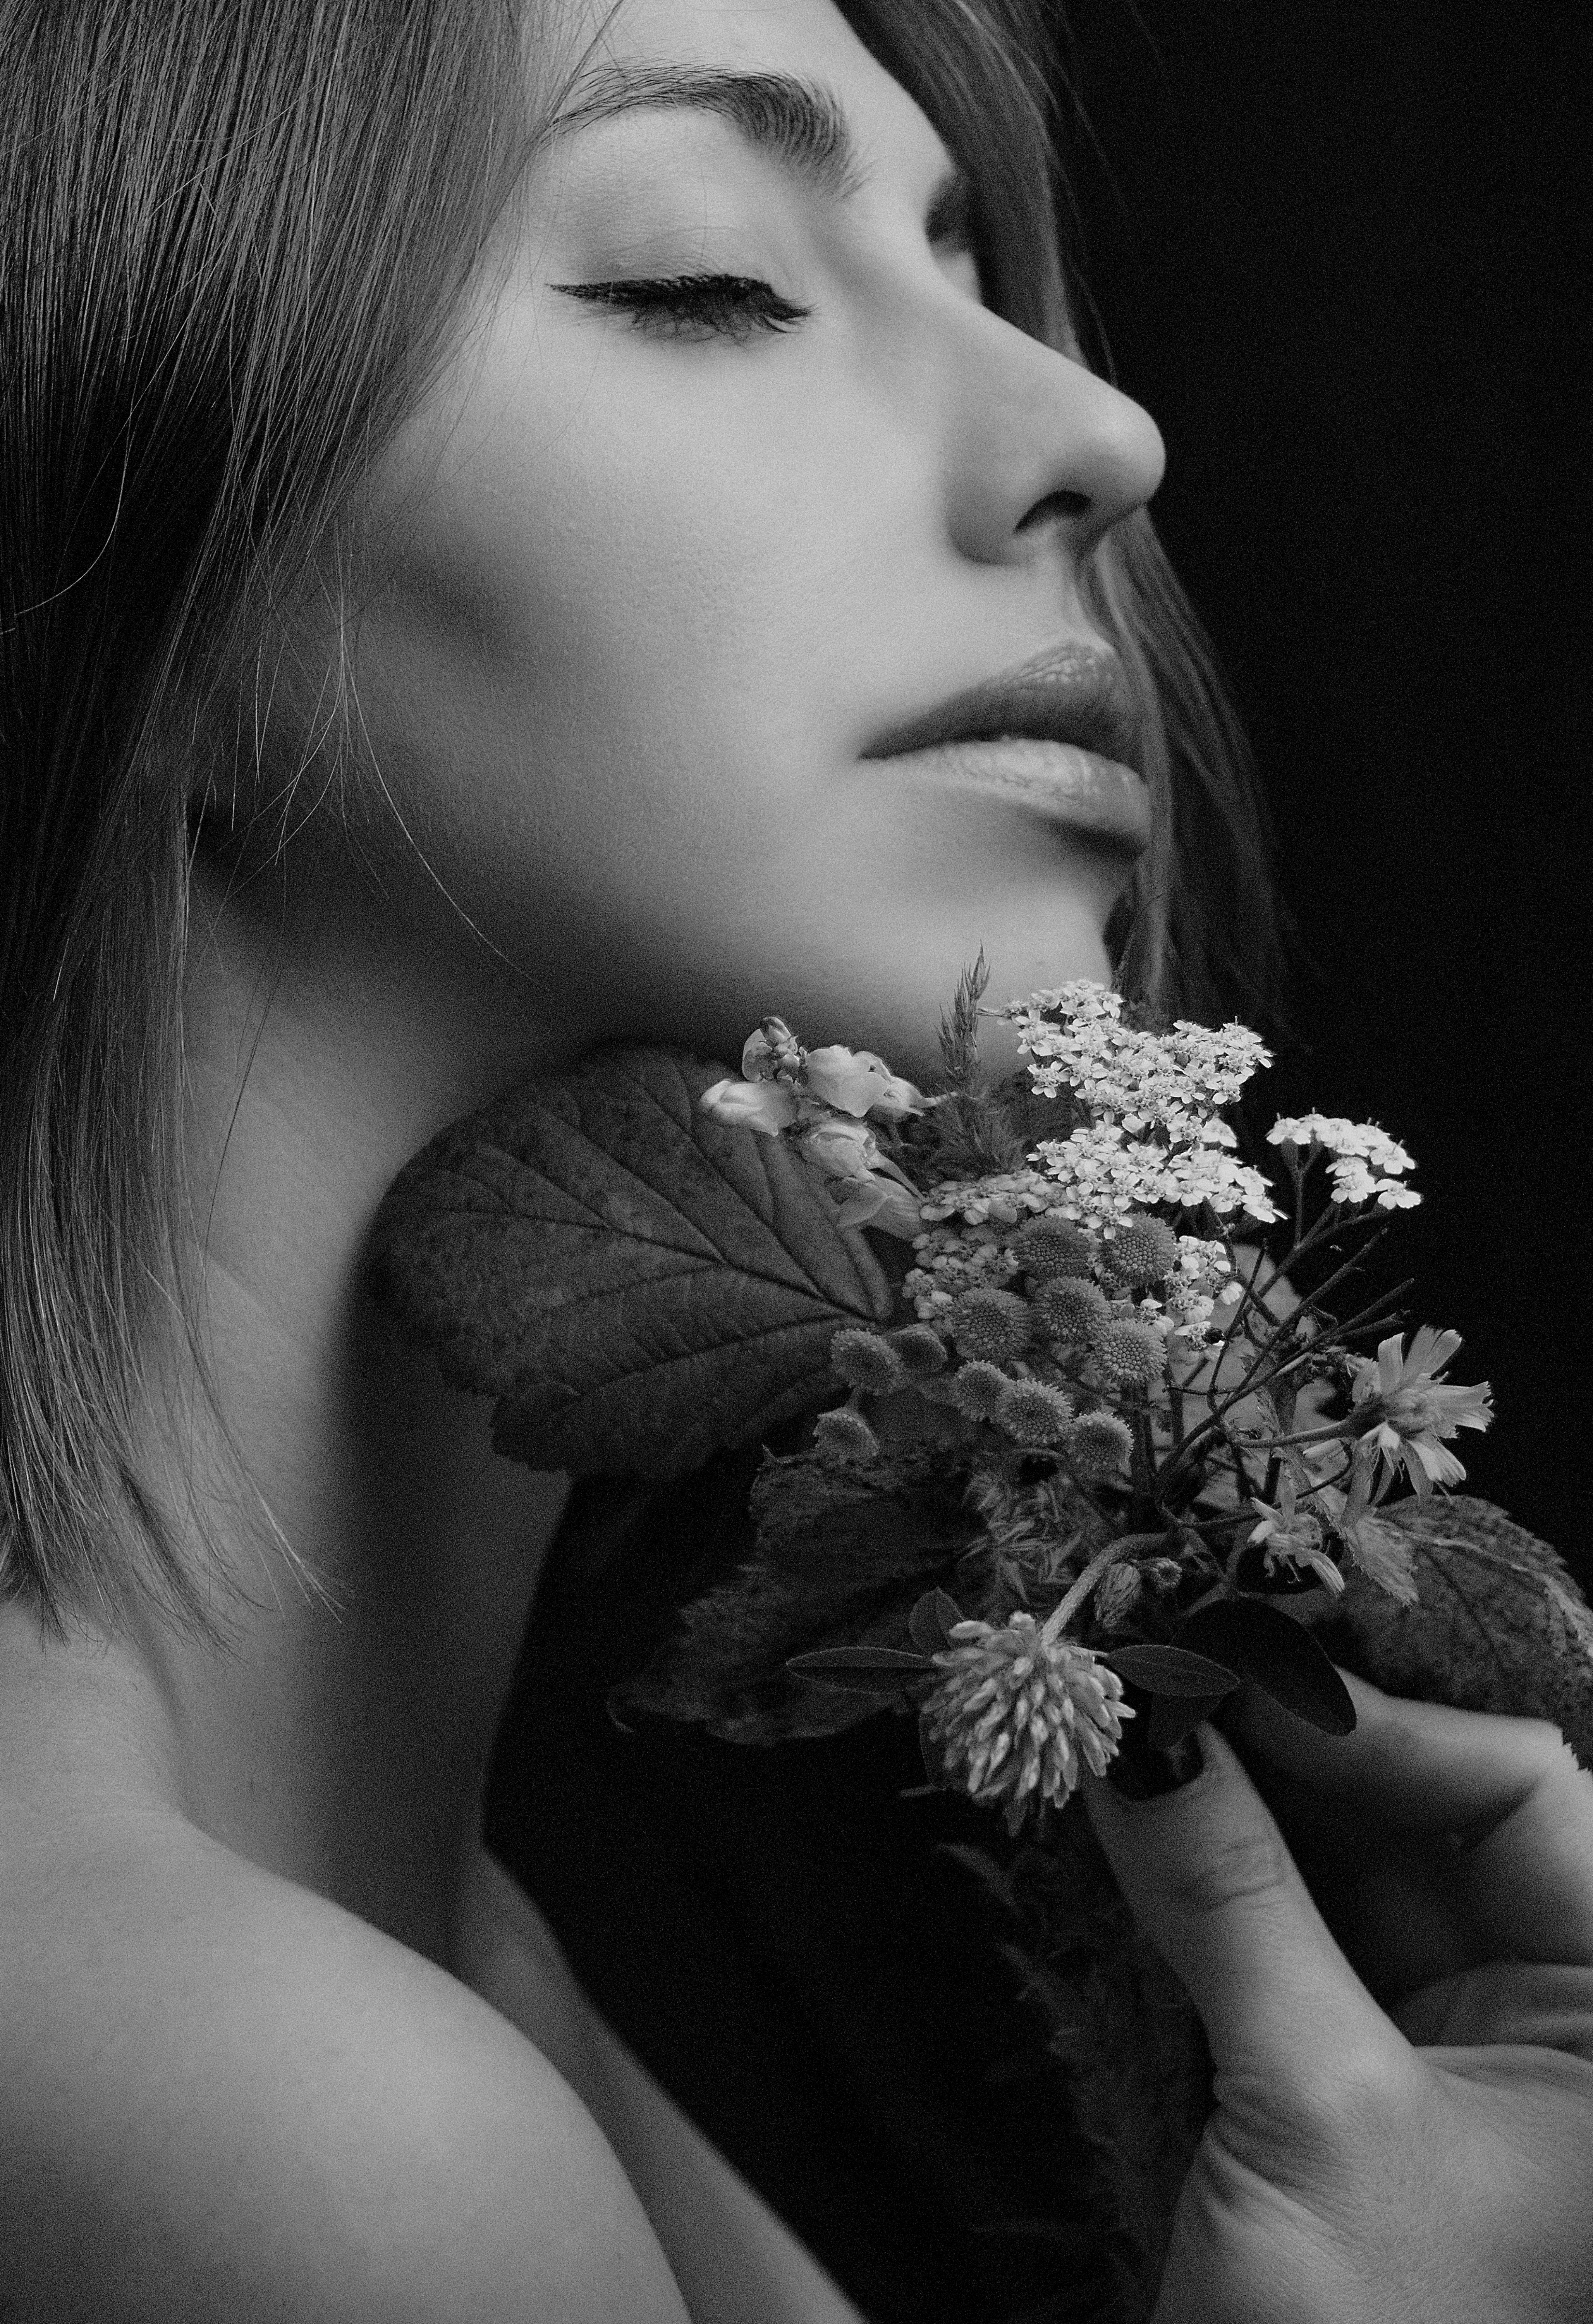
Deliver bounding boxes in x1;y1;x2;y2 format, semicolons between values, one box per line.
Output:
1301;1496;1593;1770
908;1586;964;1656
1105;1644;1240;1698
1177;1598;1357;1734
787;1645;930;1697
367;1045;894;1477
1147;1690;1232;1752
787;1645;931;1675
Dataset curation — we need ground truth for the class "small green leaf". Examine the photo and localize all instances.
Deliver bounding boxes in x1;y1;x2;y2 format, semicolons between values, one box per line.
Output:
787;1643;930;1698
1178;1598;1357;1734
1147;1690;1231;1751
788;1644;931;1676
1106;1643;1240;1698
908;1586;964;1656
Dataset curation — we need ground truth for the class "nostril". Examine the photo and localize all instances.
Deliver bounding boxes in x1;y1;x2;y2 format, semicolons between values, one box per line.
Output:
1018;487;1091;530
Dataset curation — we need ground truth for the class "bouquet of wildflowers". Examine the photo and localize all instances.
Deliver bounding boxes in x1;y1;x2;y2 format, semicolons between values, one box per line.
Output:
370;964;1593;2319
678;960;1581;1826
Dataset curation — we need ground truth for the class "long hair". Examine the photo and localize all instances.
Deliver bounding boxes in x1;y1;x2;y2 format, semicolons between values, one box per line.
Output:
0;0;1280;1634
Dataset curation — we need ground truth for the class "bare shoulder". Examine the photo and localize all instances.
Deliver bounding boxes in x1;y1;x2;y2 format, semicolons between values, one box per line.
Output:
0;1811;690;2324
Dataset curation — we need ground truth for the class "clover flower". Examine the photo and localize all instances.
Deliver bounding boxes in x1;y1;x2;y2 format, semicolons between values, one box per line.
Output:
828;1329;906;1396
923;1611;1134;1831
948;1287;1032;1362
1348;1326;1493;1497
1064;1411;1134;1479
1034;1277;1109;1344
951;1360;1011;1422
997;1379;1075;1446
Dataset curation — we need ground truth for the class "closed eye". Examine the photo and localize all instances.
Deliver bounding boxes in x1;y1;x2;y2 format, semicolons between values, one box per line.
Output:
548;273;811;343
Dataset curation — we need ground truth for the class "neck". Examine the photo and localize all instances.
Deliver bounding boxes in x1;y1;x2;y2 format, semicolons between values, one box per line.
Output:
2;856;591;1966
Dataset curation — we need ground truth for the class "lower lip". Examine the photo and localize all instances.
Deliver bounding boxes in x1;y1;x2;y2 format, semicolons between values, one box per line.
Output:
879;739;1152;856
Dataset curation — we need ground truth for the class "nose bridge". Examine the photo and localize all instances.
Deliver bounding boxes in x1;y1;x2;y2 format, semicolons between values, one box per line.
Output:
938;308;1167;564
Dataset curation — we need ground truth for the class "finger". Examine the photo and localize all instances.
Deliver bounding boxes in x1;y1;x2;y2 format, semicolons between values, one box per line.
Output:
1391;1961;1593;2063
1083;1723;1406;2108
1230;1674;1593;1963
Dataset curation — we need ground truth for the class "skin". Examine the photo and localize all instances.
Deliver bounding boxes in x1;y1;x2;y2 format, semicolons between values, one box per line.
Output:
2;0;1590;2315
1085;1679;1593;2322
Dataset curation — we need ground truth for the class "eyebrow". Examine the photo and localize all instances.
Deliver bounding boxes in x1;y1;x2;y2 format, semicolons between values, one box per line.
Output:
549;63;976;244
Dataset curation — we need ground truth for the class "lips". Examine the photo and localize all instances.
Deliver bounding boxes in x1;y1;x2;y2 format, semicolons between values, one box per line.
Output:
860;638;1151;858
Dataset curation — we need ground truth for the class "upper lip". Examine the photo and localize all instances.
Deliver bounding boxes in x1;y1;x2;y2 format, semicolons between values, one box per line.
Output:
860;638;1142;774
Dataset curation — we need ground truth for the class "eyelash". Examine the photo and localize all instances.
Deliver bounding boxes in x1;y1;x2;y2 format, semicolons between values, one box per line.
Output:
552;272;812;343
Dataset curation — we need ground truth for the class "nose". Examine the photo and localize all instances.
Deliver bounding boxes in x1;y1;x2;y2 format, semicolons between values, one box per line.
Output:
942;319;1167;566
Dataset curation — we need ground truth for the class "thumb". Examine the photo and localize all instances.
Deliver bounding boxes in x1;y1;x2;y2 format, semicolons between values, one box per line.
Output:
1083;1722;1401;2101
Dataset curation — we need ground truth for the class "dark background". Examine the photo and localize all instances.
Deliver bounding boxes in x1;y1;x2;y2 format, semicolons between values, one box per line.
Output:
487;10;1591;2321
1057;0;1590;1573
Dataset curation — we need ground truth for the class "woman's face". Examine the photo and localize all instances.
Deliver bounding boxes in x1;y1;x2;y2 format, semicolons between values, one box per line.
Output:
350;0;1166;1083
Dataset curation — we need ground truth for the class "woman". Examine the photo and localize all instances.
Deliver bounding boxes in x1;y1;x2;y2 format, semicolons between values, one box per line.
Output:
2;3;1590;2321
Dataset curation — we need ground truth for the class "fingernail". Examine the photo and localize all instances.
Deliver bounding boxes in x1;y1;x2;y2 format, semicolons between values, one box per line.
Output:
1106;1729;1206;1803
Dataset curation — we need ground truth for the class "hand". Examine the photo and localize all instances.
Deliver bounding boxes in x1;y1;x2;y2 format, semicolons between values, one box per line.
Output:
1083;1672;1593;2323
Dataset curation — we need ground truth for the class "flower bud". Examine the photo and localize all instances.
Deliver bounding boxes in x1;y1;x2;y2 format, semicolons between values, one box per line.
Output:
1034;1278;1108;1344
1092;1562;1143;1629
829;1329;907;1396
1101;1213;1180;1288
1010;1217;1097;1281
1094;1321;1164;1387
950;1360;1010;1421
996;1379;1074;1446
812;1408;881;1464
948;1287;1032;1362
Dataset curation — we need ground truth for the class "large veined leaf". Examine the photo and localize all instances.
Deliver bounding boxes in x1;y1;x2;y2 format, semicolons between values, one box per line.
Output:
366;1045;894;1477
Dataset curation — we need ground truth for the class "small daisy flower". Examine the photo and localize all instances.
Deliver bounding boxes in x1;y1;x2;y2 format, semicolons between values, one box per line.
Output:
922;1611;1134;1832
1348;1326;1493;1497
